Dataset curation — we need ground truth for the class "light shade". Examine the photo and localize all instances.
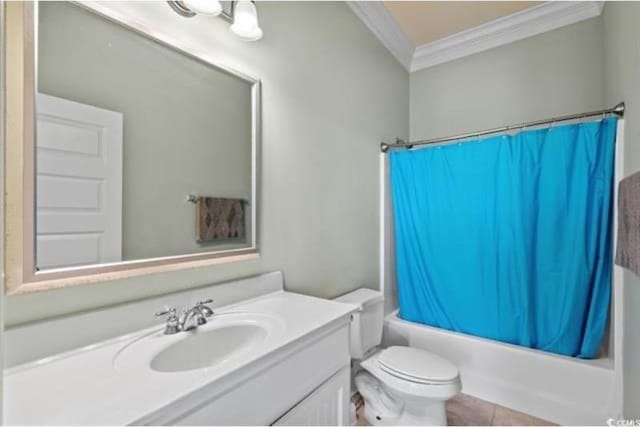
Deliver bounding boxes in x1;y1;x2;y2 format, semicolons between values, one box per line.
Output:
230;1;263;41
183;0;222;16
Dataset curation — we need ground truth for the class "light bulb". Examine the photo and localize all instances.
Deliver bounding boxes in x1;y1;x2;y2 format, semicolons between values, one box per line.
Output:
183;0;222;16
230;1;263;41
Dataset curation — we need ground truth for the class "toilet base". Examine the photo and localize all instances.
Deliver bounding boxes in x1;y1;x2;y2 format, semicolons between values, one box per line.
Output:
355;371;450;426
361;395;447;426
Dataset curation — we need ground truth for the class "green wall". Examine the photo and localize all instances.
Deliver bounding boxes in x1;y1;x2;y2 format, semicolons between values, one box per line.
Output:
409;17;605;141
5;2;409;325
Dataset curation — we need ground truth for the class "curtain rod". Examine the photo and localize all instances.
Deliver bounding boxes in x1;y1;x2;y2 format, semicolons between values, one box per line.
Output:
380;102;625;153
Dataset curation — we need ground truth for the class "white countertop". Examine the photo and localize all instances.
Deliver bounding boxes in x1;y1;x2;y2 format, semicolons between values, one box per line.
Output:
4;291;356;426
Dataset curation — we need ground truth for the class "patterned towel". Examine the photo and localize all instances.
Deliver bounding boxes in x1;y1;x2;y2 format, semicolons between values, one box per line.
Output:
196;197;245;242
616;171;640;277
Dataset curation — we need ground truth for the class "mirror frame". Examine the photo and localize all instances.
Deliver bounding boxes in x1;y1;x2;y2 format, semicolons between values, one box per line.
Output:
3;2;261;295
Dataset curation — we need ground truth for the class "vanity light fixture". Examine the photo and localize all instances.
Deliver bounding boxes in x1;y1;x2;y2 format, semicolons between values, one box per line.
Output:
182;0;223;16
168;0;263;41
229;1;263;41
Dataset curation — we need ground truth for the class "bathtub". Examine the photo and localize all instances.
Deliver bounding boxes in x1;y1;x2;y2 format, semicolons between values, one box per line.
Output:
383;310;615;425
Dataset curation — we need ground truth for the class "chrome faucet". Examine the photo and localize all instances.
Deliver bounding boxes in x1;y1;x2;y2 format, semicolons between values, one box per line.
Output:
155;299;215;335
179;299;215;331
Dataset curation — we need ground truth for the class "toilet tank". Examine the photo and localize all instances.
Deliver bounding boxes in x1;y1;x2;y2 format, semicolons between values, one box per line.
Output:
334;288;384;359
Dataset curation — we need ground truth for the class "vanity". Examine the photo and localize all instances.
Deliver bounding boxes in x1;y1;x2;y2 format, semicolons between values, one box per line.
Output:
4;273;356;425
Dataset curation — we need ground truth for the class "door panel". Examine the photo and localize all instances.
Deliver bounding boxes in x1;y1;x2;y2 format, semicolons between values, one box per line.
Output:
36;93;123;270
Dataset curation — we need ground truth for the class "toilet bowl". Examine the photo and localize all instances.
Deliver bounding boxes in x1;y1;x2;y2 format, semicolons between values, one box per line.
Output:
356;346;461;425
334;289;461;426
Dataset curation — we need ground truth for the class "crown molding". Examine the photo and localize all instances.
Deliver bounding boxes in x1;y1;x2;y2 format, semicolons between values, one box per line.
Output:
348;1;604;73
347;1;414;70
411;1;604;72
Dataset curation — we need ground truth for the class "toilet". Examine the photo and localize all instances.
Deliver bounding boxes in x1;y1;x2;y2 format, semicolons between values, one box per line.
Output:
335;288;461;426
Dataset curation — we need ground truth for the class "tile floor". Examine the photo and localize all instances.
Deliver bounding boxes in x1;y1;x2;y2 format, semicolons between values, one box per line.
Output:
353;392;555;426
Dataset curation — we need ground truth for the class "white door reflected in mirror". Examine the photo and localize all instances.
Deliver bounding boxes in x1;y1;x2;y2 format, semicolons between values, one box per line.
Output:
36;93;123;270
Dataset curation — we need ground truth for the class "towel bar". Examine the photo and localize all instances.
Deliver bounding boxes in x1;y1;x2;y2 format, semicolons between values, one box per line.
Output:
186;195;250;205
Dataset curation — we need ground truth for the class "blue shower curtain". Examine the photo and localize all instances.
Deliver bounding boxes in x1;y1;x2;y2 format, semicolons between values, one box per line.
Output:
390;118;617;358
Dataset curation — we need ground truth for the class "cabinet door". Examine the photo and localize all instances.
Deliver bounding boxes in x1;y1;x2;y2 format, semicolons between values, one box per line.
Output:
273;366;351;426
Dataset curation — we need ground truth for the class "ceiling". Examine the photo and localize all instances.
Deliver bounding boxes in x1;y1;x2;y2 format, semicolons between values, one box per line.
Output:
383;1;540;46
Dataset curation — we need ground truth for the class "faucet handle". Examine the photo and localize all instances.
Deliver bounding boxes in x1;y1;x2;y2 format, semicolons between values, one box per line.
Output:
197;299;213;306
155;306;177;318
155;306;180;334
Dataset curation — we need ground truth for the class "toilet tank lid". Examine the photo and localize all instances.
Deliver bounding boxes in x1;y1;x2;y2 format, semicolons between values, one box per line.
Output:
334;288;384;310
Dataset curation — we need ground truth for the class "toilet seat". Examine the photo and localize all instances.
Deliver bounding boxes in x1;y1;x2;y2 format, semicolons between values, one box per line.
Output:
360;347;461;401
378;346;459;385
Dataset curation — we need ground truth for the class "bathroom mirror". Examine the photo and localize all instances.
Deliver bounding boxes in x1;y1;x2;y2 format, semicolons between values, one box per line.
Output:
3;2;260;294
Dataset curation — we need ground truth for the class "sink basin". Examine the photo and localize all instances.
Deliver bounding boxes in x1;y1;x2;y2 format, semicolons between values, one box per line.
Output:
114;312;285;374
151;323;267;372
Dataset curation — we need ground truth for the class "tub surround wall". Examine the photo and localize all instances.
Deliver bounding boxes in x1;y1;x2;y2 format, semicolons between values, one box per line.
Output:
5;1;409;326
380;155;397;315
603;2;640;418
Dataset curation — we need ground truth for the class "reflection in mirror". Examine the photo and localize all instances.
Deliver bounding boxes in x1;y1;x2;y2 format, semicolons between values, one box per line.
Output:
36;2;256;272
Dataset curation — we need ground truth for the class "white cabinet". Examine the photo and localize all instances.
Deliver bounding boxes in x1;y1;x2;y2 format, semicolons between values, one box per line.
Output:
274;366;351;426
164;323;352;426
